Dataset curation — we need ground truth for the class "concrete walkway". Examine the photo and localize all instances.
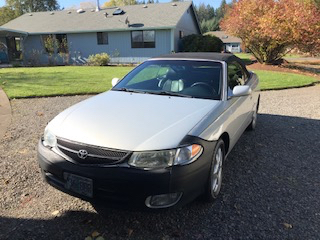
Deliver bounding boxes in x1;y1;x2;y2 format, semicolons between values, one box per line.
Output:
0;87;11;140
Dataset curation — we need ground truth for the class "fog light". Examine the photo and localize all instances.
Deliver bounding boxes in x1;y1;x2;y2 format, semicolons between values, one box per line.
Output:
145;192;182;208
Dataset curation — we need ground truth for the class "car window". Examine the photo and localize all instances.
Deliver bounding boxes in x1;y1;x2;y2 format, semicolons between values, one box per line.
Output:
128;65;169;85
113;60;223;100
227;62;246;90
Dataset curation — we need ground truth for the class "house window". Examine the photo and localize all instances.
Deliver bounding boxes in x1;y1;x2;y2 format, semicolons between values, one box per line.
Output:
97;32;108;45
56;34;68;53
42;34;68;54
15;37;21;51
179;31;184;39
42;34;55;54
131;30;155;48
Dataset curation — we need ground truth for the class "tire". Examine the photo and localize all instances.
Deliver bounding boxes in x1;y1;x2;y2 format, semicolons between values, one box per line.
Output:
204;139;225;202
247;102;259;131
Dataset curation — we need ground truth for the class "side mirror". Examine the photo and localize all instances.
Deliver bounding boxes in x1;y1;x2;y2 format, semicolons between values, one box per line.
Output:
232;85;251;97
111;78;120;87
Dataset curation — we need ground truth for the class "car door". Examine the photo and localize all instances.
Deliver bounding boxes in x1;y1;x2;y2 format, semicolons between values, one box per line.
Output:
226;61;252;148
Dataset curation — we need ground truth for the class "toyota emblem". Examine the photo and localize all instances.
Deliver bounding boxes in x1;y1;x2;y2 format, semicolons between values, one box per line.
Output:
78;149;88;159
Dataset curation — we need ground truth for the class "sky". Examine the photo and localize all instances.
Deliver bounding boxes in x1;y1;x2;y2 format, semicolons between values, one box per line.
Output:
0;0;232;9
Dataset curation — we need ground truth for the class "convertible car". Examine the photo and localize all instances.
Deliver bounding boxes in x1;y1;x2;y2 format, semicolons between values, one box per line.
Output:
38;52;260;210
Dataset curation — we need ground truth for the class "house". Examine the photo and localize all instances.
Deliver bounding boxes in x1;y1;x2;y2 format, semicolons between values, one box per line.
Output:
206;31;242;53
0;1;200;65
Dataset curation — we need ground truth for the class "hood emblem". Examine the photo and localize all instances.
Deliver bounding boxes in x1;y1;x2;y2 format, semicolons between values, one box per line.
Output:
78;149;88;159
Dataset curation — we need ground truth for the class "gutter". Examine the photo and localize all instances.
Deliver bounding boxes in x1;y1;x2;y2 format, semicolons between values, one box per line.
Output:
0;27;29;36
15;26;177;36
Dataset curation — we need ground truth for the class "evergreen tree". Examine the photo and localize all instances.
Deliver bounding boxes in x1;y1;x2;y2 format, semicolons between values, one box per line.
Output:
0;6;16;25
0;0;60;25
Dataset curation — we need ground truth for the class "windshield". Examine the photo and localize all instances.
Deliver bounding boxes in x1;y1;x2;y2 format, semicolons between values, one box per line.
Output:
113;60;223;100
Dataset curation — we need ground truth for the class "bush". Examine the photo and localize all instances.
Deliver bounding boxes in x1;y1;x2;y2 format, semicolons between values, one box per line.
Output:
181;34;223;52
87;53;110;66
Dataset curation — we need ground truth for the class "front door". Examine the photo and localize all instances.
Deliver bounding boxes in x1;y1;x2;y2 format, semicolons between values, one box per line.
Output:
6;36;21;61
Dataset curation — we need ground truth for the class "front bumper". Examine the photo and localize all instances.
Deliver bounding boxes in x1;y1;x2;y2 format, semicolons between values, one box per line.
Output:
37;138;215;210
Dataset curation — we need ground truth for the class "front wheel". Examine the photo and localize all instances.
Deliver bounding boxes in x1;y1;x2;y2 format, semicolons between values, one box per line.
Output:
204;139;225;202
247;97;260;131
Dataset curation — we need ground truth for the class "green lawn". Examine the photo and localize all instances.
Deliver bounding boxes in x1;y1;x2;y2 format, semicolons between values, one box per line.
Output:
0;66;133;98
253;70;318;90
0;66;318;98
235;53;253;65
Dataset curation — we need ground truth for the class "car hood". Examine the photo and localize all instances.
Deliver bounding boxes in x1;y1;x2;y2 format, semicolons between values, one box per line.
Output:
48;91;220;151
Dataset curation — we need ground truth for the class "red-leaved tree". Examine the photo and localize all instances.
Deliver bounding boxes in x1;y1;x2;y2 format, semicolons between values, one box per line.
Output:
221;0;320;64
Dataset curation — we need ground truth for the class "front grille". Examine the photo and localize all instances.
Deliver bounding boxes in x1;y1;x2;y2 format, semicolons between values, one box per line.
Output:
56;138;130;165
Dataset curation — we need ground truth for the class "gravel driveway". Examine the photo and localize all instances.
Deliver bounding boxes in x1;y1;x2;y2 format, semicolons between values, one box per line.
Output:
1;85;319;240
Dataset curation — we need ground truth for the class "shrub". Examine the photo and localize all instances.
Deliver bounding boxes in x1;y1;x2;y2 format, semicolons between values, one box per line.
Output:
181;34;223;52
87;53;110;66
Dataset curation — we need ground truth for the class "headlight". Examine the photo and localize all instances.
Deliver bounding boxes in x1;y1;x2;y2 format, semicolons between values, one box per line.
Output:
174;144;203;165
128;149;176;168
128;144;203;169
43;127;57;148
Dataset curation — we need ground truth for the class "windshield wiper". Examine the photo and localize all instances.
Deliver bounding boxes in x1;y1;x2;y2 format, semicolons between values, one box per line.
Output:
112;88;145;94
147;91;193;98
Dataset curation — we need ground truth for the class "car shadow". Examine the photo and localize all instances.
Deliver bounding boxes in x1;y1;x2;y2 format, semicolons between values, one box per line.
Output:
1;113;319;240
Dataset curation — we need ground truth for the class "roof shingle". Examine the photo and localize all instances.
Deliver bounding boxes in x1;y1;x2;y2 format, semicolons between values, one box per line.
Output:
1;2;193;34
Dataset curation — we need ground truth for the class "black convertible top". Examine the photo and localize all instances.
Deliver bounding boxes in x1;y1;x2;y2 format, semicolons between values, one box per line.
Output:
153;52;242;63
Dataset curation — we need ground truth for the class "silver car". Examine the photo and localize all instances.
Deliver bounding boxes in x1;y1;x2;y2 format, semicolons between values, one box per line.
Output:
38;52;260;210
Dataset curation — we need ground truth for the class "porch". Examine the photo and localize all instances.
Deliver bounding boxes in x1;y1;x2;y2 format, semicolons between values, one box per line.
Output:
0;28;28;64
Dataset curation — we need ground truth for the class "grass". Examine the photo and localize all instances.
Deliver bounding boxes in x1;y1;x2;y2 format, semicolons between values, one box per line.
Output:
235;53;253;64
235;53;253;60
253;70;318;90
0;66;133;98
0;66;318;98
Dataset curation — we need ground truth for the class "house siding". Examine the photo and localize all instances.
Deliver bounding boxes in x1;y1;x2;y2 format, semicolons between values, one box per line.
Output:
69;30;171;59
174;7;200;52
23;35;50;65
224;43;241;53
22;29;172;65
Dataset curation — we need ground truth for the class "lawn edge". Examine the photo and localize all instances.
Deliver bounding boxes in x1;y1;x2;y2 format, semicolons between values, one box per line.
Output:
260;81;319;91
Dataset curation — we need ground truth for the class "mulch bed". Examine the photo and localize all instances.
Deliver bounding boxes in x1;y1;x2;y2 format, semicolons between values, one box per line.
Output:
247;62;320;80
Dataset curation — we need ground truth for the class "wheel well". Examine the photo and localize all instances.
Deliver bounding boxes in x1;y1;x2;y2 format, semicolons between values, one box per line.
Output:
257;95;260;112
220;132;230;154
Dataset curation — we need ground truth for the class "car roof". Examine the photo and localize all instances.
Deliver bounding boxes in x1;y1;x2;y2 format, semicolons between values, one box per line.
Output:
152;52;242;63
151;52;249;75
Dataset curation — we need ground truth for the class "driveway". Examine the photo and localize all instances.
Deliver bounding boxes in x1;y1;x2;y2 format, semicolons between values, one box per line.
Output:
0;86;319;240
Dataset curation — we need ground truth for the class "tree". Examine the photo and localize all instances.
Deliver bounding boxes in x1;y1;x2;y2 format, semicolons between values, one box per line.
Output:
0;0;60;25
215;0;227;20
195;2;231;33
103;0;137;7
221;0;320;64
196;3;215;23
0;6;16;25
200;18;219;33
6;0;60;14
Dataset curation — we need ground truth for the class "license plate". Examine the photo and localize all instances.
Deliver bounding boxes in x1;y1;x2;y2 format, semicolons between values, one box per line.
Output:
64;173;93;198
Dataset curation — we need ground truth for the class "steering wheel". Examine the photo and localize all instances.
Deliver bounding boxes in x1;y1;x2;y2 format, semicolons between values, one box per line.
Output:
190;82;217;96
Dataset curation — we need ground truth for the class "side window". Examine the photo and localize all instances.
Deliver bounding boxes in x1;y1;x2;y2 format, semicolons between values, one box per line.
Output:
97;32;108;45
227;62;246;90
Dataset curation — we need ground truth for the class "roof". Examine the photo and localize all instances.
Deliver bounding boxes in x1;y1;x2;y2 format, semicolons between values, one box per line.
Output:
0;2;198;35
153;52;243;63
205;31;242;44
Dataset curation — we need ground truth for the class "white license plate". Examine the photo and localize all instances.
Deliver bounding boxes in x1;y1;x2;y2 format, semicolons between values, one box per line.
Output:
64;173;93;198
